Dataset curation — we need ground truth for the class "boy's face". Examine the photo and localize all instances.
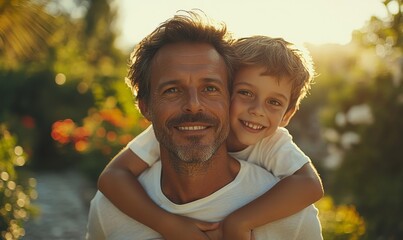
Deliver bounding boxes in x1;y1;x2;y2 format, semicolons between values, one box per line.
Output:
229;65;295;150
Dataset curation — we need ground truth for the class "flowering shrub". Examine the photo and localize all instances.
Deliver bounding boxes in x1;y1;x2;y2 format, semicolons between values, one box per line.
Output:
51;97;148;180
0;125;38;240
318;196;366;239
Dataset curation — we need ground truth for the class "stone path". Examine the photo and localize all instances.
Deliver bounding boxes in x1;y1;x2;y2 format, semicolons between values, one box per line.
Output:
22;170;97;240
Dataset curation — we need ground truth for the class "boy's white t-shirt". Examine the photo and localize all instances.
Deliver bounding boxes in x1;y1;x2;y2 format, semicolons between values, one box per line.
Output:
127;125;310;178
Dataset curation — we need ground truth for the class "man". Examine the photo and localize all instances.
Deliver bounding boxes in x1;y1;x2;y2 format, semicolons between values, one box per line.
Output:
86;11;322;240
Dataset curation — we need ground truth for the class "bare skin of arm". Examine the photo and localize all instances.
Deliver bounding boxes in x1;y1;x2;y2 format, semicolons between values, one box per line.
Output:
97;148;218;240
221;162;324;240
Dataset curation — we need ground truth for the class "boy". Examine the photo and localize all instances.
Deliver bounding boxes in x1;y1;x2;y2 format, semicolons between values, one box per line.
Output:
98;36;323;239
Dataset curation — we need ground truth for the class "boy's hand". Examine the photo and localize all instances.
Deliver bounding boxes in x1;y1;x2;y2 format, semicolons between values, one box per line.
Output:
221;215;254;240
204;222;254;240
222;229;254;240
161;215;219;240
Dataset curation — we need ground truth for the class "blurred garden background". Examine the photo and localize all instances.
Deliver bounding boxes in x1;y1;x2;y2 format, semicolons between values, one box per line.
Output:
0;0;402;239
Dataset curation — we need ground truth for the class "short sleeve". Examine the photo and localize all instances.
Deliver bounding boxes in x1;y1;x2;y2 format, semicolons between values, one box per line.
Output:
127;125;160;166
256;128;310;179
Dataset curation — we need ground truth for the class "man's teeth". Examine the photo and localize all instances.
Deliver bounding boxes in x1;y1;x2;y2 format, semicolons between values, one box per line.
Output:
177;126;207;131
242;121;263;130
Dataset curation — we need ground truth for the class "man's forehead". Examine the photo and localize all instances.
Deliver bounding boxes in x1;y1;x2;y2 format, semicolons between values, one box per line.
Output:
151;42;227;78
155;42;220;60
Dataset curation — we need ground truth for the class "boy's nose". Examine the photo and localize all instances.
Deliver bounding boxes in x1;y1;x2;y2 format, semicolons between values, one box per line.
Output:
248;100;265;117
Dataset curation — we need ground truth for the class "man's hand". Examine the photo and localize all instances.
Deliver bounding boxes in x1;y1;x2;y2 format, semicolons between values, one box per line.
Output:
161;215;219;240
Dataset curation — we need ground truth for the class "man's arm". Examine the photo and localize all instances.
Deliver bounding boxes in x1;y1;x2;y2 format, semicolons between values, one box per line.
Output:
222;162;323;240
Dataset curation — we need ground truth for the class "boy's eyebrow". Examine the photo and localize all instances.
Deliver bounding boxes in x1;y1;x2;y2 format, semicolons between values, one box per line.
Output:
235;81;289;102
272;92;289;102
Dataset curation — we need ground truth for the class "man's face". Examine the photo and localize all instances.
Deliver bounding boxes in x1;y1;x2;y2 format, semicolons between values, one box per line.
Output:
141;42;230;165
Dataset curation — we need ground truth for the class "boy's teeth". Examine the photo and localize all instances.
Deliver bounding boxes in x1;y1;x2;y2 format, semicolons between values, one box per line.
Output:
242;121;263;130
178;126;206;131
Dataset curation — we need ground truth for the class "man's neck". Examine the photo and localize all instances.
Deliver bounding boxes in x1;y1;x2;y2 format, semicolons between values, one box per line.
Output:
160;146;240;204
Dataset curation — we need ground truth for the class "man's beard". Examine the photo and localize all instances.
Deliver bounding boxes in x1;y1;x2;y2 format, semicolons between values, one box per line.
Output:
153;112;229;174
166;135;217;175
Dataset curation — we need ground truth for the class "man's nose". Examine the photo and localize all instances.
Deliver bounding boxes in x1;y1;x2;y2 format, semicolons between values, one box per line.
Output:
182;89;204;113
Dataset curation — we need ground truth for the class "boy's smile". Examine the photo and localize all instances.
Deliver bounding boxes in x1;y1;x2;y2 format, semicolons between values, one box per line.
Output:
241;120;265;130
228;65;294;151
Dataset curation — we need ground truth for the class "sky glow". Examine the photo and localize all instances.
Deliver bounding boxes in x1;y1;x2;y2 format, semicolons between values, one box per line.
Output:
113;0;387;50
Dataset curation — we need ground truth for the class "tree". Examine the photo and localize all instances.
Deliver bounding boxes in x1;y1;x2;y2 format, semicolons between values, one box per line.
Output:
0;0;134;170
321;0;403;238
0;0;56;68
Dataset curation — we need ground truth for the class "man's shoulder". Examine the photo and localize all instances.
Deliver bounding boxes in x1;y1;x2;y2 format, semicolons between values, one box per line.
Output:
138;161;162;195
254;204;322;240
90;191;113;209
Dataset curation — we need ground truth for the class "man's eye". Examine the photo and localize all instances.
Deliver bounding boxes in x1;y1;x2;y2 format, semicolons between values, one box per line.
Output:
204;86;218;92
238;90;253;97
163;88;179;94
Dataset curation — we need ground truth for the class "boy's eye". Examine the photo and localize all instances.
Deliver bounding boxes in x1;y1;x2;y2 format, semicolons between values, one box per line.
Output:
238;90;253;97
267;99;281;106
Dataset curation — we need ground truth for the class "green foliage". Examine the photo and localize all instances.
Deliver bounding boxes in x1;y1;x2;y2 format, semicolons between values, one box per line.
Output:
0;0;134;171
320;0;403;238
325;73;403;237
0;125;38;240
0;0;56;65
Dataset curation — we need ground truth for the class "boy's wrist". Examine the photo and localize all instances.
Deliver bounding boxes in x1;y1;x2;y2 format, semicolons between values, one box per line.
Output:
222;213;253;239
153;212;179;235
223;212;252;232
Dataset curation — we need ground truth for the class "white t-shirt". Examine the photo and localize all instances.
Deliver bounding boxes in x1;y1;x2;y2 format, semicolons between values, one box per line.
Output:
87;160;322;240
128;125;310;178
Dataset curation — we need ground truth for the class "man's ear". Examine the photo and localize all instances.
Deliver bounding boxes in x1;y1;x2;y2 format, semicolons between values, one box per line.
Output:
138;100;151;121
280;107;297;127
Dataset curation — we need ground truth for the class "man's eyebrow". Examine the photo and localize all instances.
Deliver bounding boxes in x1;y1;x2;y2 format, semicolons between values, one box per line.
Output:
156;79;181;91
157;78;225;89
202;77;225;85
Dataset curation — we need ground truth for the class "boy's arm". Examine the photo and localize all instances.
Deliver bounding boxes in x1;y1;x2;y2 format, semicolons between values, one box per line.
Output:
222;162;323;239
98;148;168;233
98;147;217;240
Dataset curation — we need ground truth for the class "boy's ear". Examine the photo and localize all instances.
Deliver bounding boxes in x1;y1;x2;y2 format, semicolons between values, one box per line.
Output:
280;107;297;127
138;100;152;121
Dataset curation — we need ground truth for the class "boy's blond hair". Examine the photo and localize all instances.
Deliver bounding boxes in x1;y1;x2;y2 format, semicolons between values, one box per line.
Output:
233;36;315;113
